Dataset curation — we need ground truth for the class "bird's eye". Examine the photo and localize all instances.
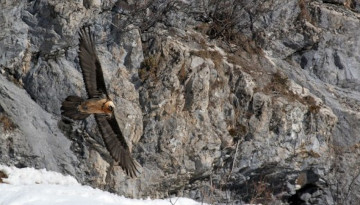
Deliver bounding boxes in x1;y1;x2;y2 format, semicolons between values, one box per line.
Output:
108;106;113;111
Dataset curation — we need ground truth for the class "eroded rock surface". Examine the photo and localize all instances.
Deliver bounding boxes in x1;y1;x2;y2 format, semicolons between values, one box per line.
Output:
1;0;360;204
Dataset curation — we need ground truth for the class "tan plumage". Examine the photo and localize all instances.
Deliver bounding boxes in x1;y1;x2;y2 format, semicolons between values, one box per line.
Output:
61;26;139;178
77;98;114;114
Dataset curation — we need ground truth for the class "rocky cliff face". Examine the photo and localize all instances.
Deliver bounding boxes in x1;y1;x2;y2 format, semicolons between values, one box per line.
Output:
1;0;360;204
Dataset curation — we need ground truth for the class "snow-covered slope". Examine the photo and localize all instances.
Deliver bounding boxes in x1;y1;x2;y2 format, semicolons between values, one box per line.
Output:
0;165;205;205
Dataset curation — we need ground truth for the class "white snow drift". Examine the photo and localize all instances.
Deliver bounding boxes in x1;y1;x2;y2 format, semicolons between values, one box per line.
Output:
0;165;205;205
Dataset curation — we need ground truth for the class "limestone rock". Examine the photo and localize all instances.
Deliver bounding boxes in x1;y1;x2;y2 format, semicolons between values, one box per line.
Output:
1;0;360;204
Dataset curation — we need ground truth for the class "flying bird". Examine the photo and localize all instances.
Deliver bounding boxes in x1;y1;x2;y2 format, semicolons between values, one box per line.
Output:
61;26;139;177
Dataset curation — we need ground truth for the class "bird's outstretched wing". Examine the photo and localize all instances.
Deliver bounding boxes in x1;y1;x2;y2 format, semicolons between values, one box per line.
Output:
95;114;139;177
78;26;108;98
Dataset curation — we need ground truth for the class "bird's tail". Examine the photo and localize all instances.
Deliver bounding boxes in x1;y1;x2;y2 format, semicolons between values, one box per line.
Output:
61;96;90;120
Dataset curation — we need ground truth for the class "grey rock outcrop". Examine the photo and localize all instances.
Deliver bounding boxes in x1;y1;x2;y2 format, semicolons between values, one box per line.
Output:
0;75;78;174
1;0;360;204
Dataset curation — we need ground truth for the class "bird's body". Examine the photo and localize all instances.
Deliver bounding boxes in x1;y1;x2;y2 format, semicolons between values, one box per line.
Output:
61;26;139;178
78;98;114;115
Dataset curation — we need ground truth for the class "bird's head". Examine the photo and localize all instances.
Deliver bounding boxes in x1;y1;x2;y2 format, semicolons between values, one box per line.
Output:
103;100;115;115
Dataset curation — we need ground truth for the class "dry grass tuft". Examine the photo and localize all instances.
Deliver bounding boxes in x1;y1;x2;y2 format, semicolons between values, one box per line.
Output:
205;0;242;44
190;49;227;90
228;123;247;138
345;0;356;10
0;114;16;132
263;71;321;114
264;71;290;95
302;95;321;114
178;62;187;84
0;170;8;183
249;179;273;204
190;50;223;69
298;0;312;23
139;54;160;82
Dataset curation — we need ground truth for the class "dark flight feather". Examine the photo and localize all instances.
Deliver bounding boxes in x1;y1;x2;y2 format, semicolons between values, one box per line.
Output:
61;96;90;120
79;26;109;98
95;115;139;177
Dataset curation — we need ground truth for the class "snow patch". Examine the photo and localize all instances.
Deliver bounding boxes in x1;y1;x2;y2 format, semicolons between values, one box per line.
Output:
0;165;78;186
0;165;206;205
